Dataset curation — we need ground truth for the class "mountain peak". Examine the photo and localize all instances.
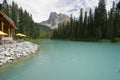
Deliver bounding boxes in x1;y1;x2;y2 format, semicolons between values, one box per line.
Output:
40;12;70;29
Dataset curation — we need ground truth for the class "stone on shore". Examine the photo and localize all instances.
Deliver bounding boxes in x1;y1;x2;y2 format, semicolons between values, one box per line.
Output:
0;41;39;67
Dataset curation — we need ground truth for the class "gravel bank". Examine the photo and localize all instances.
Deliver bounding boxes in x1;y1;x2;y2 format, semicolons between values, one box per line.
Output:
0;41;39;67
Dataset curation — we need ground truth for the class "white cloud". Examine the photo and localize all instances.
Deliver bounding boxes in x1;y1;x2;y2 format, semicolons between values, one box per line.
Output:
0;1;2;4
106;0;119;10
8;0;82;22
8;0;59;22
7;0;119;22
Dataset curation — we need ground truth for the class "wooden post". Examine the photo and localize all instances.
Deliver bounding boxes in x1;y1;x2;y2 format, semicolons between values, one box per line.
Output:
11;28;13;38
8;25;11;37
1;21;4;32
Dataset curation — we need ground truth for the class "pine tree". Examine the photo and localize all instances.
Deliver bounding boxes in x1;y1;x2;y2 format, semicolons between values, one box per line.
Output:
52;0;120;42
1;1;41;39
107;2;116;39
79;8;83;39
1;0;10;17
97;0;107;39
11;2;18;25
88;9;94;39
83;11;88;39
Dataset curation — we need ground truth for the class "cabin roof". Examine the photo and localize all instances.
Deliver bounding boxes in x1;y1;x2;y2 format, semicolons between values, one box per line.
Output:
0;11;17;29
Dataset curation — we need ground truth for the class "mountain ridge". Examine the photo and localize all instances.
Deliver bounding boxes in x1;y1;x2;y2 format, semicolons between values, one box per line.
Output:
40;12;70;29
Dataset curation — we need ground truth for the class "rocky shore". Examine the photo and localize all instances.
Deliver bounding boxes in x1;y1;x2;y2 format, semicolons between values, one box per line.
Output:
0;41;39;67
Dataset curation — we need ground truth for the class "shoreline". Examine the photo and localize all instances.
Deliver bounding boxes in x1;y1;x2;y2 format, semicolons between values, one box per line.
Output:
0;41;39;67
51;39;120;43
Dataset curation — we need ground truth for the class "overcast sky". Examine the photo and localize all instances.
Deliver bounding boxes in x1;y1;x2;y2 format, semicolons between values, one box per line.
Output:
2;0;119;22
6;0;83;22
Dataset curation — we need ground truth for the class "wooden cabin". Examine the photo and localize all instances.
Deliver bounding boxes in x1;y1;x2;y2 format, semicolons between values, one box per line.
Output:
0;11;16;41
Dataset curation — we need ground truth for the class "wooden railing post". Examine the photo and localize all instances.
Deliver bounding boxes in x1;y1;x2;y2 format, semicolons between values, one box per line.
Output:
1;21;4;32
8;24;10;37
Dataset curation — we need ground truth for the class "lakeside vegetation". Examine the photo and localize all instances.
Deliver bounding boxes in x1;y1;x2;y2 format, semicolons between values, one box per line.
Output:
52;0;120;42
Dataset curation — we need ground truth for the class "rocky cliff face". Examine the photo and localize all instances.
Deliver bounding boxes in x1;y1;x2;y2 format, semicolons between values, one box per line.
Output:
40;12;70;29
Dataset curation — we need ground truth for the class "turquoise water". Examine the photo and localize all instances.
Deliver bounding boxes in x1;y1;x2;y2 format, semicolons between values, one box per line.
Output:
0;40;120;80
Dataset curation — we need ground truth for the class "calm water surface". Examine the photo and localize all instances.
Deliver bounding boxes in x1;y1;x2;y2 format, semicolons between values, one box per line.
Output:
0;40;120;80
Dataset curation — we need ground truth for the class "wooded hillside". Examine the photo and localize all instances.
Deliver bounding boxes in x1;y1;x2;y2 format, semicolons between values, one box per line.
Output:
1;1;40;39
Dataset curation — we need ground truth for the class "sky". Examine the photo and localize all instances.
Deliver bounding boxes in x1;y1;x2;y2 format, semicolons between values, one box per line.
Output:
1;0;119;22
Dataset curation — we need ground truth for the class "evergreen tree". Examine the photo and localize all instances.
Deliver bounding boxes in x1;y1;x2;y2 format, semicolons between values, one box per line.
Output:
1;1;40;39
97;0;107;38
83;11;88;39
107;2;115;39
79;8;83;39
52;0;120;42
88;9;94;39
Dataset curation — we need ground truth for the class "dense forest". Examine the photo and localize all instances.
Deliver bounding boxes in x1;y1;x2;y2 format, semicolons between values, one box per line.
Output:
52;0;120;42
0;0;40;39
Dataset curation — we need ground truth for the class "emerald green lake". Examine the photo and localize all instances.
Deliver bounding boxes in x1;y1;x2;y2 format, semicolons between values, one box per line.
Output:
0;40;120;80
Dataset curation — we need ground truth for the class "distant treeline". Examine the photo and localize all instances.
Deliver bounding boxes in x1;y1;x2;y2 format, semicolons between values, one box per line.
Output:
1;1;40;39
52;0;120;42
37;24;53;39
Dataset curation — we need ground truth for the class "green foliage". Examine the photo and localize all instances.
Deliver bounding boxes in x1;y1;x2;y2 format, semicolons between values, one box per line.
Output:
1;1;40;39
37;24;52;39
111;37;120;42
52;0;120;42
